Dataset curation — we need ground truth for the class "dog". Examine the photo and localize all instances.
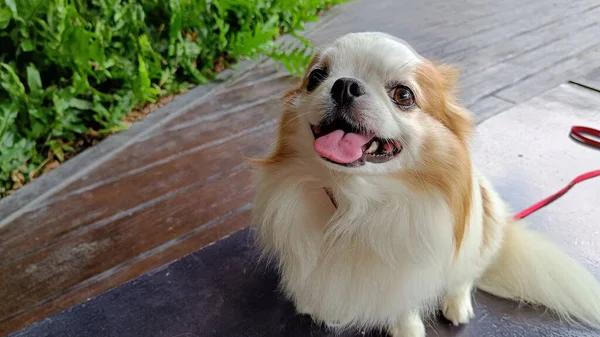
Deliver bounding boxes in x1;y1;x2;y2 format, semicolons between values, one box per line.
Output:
250;32;600;336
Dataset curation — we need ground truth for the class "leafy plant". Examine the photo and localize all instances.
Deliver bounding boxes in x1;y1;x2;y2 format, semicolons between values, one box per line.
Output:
0;0;346;197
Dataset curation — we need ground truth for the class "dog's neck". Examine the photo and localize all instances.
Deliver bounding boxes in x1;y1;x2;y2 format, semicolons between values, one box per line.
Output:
320;173;411;210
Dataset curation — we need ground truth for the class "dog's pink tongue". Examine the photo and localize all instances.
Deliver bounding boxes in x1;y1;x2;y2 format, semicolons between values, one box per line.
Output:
314;130;374;164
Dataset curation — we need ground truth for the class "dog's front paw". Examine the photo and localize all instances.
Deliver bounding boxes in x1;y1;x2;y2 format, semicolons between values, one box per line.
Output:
391;324;425;337
391;312;425;337
442;287;475;326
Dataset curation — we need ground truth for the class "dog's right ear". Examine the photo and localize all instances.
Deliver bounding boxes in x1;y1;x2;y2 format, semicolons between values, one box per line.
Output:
282;52;321;107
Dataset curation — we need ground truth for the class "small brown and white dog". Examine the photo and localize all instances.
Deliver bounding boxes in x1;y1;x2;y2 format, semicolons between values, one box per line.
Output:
251;32;600;336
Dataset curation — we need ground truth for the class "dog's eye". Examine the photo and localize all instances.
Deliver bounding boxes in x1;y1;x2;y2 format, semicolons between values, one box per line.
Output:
307;69;328;92
392;86;415;108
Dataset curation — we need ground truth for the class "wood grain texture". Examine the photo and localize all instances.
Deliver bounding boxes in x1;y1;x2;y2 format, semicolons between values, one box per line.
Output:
496;46;600;103
2;0;600;335
467;96;515;124
0;121;276;263
2;210;252;337
446;6;600;77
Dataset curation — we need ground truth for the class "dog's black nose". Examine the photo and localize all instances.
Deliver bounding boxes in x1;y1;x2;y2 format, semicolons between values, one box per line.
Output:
331;77;364;105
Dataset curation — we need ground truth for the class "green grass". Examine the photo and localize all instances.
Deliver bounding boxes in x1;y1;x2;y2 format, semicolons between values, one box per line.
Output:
0;0;345;197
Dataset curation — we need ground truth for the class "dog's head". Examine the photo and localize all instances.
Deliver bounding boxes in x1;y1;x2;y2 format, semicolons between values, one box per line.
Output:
260;32;475;253
274;32;473;177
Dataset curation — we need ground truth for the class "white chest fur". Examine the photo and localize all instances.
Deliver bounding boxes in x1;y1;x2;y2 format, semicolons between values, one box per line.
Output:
253;165;462;328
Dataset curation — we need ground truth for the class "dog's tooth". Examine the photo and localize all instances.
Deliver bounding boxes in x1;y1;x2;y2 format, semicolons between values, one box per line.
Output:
366;141;378;153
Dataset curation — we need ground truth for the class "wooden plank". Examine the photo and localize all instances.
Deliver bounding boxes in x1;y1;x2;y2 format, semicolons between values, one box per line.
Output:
426;0;600;60
0;125;275;264
495;45;600;103
467;95;515;124
54;97;284;197
460;24;600;105
445;6;600;76
304;0;542;51
459;63;530;104
0;207;252;336
414;0;578;55
0;164;257;324
223;62;285;89
400;0;539;43
507;23;600;71
160;74;295;130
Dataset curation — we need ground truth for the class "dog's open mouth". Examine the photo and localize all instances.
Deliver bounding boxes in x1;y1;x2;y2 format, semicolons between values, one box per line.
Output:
311;119;402;166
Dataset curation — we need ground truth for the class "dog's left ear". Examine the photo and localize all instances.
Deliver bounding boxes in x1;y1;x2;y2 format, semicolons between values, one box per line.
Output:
415;60;472;143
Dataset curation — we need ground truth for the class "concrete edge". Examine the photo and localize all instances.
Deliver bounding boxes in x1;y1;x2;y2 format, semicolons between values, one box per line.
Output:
569;67;600;93
477;82;600;128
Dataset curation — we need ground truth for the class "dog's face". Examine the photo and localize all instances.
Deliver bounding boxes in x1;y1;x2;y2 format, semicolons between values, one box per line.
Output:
262;32;475;252
283;32;472;175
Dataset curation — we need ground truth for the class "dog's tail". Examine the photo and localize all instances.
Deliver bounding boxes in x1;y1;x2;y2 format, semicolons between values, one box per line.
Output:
477;220;600;328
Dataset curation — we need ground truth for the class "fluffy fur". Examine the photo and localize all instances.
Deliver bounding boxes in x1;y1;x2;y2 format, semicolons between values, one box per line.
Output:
251;32;600;336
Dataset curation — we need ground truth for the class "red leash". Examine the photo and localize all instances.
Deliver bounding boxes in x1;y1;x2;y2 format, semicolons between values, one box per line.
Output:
323;126;600;220
512;126;600;220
